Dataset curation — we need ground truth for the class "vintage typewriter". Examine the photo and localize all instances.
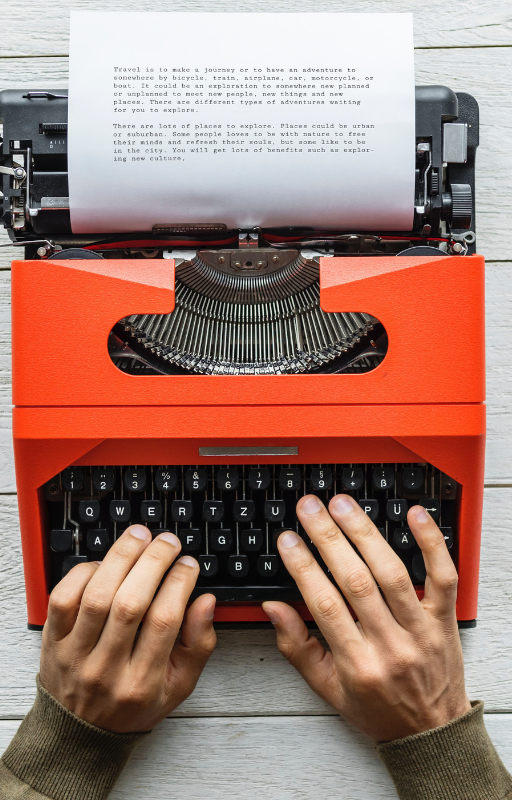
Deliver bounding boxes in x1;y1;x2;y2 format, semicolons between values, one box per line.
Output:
1;85;485;629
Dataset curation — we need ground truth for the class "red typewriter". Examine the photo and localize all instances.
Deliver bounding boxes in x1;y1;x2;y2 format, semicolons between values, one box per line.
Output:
1;85;485;629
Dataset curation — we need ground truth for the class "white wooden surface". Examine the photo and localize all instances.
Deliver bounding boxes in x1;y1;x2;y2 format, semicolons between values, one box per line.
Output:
1;3;512;796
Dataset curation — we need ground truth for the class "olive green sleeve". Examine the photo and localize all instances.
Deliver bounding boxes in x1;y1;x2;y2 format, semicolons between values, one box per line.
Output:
378;701;512;800
0;676;149;800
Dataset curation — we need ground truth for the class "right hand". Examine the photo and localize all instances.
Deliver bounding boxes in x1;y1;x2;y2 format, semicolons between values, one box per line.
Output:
40;525;217;732
263;495;471;742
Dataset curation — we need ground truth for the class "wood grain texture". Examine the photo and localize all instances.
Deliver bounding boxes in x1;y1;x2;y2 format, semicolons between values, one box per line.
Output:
0;487;511;719
0;0;511;57
0;713;511;799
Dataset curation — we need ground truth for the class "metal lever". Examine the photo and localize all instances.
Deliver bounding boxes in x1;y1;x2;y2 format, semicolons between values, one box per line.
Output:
0;165;26;180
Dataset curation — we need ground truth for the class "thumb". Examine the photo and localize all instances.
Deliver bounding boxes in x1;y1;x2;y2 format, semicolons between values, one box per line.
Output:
168;594;217;696
263;601;344;709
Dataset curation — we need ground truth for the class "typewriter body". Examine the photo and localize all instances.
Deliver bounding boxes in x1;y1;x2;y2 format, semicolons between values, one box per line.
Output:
1;85;485;629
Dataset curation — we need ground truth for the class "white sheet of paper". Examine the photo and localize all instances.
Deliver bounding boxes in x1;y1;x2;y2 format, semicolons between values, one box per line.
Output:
68;11;415;233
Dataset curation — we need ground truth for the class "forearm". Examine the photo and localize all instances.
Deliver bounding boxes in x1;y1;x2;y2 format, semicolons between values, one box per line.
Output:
378;701;512;800
0;677;148;800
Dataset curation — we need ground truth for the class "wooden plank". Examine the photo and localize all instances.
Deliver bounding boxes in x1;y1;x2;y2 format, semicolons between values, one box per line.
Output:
1;713;511;799
0;0;511;57
0;259;511;488
1;487;512;718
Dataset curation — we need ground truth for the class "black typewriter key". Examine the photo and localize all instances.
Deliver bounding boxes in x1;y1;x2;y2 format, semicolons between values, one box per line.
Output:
87;529;109;552
217;468;239;492
392;527;416;551
372;466;395;491
272;528;291;549
79;500;100;524
257;554;279;578
241;529;263;552
358;499;379;521
171;500;193;523
377;527;386;538
61;468;84;492
440;527;454;549
124;468;147;492
228;555;249;578
155;468;177;492
279;468;301;491
179;529;201;551
341;467;364;491
248;468;271;491
92;468;115;493
386;499;408;522
402;466;425;492
62;555;88;576
419;497;441;521
50;529;73;553
198;555;218;578
185;468;207;492
233;500;255;523
310;467;333;491
203;500;224;523
110;499;131;523
264;500;286;522
141;500;163;524
411;552;427;583
210;529;232;551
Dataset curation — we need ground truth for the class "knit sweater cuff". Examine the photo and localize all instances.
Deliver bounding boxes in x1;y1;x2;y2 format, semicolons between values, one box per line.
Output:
378;701;512;800
1;676;149;800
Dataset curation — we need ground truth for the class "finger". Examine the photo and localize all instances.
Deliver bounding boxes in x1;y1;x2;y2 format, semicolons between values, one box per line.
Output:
263;601;345;710
276;530;362;654
72;524;153;649
328;494;422;629
45;561;99;640
98;531;182;658
164;594;218;705
407;506;459;620
296;496;395;634
132;555;201;670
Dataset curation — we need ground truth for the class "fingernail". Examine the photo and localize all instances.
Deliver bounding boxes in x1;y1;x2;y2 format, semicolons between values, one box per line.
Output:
301;496;321;515
204;600;216;621
178;555;197;568
413;507;429;524
280;532;300;549
333;495;354;515
264;608;280;625
159;532;180;547
129;524;151;540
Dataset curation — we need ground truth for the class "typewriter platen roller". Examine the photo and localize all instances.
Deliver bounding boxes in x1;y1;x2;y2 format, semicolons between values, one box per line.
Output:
2;84;486;629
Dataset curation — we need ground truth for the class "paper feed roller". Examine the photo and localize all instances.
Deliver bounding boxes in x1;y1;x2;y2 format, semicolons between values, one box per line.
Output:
0;85;479;249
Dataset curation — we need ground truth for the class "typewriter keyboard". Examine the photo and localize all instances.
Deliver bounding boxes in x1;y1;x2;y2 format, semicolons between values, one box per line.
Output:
44;464;458;600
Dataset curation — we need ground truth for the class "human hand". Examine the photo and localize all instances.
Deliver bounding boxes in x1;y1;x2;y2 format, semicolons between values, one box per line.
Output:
263;496;471;742
40;525;216;733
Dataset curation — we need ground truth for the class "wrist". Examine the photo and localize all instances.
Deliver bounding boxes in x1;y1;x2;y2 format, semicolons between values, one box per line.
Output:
1;675;149;800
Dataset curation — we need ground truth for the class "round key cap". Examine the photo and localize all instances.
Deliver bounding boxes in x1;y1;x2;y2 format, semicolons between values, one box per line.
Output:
358;498;379;521
92;468;115;493
264;500;286;522
310;467;333;491
419;497;441;521
342;467;364;491
241;529;263;552
179;529;201;551
386;499;408;522
372;466;394;492
155;468;177;492
228;555;249;578
109;499;131;523
203;500;224;523
392;527;416;551
440;527;454;549
198;555;218;578
79;500;100;524
171;500;193;523
141;500;163;523
87;529;109;552
217;468;239;491
248;468;270;491
210;529;232;551
50;529;73;553
402;466;425;492
61;468;83;492
257;554;279;578
185;468;207;492
124;468;146;492
279;468;301;491
233;500;255;523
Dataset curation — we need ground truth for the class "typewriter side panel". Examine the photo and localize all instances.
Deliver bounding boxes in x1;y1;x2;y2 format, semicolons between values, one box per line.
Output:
11;255;485;408
13;403;485;627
